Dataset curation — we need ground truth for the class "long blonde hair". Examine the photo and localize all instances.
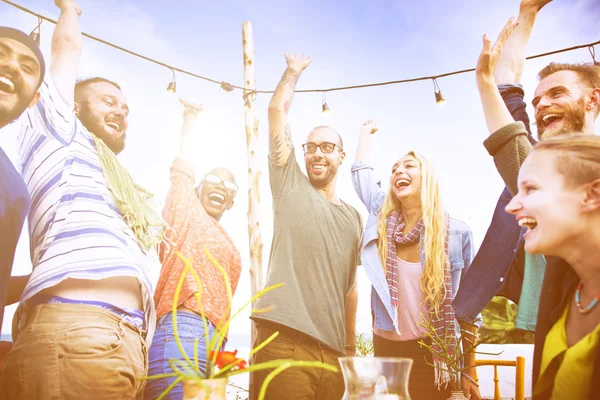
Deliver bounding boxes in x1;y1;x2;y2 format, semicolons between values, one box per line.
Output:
376;151;448;314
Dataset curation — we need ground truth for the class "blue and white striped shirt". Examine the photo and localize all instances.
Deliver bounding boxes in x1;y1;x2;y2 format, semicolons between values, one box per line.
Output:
16;76;159;341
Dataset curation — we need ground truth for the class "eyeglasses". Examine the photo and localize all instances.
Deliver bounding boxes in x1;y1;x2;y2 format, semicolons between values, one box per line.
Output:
301;142;342;154
202;174;238;193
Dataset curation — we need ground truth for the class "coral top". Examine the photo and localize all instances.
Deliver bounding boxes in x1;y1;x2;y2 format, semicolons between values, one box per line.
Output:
154;159;241;330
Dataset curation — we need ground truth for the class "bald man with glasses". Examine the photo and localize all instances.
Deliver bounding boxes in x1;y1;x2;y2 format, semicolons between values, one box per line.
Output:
249;53;363;400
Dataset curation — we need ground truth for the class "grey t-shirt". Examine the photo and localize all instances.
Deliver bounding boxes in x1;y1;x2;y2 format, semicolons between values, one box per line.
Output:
253;150;363;354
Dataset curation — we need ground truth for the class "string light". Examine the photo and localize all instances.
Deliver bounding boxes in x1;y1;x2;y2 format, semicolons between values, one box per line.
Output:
29;17;41;45
166;68;176;94
2;0;599;98
433;78;445;105
321;92;331;115
590;45;598;66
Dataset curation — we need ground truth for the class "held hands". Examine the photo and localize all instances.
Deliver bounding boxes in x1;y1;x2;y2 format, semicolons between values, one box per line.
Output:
285;53;312;74
359;119;378;135
54;0;82;16
476;17;519;85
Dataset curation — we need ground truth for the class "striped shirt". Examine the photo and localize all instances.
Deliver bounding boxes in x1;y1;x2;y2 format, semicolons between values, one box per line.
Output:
16;76;159;341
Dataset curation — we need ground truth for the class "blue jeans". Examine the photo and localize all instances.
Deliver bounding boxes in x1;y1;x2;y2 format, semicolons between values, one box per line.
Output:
143;311;223;400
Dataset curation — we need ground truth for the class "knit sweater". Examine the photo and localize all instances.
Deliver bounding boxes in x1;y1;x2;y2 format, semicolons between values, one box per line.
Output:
483;121;532;196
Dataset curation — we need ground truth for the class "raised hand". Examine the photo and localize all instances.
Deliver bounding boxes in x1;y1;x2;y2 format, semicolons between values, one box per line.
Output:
54;0;82;15
360;119;378;135
476;17;519;85
285;53;312;74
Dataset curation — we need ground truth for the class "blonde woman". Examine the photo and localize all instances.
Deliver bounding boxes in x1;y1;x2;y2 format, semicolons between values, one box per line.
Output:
351;120;480;400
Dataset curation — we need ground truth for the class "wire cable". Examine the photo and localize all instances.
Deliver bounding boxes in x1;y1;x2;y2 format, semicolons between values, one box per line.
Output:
2;0;598;95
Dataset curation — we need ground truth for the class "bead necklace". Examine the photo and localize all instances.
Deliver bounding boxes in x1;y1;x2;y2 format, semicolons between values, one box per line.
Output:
575;282;600;315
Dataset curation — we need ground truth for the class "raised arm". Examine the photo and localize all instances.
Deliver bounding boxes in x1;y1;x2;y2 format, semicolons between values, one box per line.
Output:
477;18;536;194
354;119;378;163
476;17;520;135
268;53;311;166
494;0;553;84
352;119;385;213
178;98;203;165
51;0;82;102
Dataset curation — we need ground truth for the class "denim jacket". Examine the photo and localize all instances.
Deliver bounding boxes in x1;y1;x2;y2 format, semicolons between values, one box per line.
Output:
351;161;476;333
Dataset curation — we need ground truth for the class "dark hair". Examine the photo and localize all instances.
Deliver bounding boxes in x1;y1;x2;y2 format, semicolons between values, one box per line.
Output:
74;77;122;100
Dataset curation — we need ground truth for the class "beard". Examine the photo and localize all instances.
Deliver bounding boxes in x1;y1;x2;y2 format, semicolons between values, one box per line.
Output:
95;130;126;154
0;74;36;129
0;96;30;129
537;96;586;140
77;106;126;154
306;160;339;188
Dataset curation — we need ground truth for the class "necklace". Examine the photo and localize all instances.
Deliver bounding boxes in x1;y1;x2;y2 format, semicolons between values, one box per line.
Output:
575;282;600;315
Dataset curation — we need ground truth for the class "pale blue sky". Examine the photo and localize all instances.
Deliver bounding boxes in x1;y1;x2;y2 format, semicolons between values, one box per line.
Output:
1;0;599;350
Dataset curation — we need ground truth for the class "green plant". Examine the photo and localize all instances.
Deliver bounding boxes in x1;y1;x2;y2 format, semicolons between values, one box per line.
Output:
418;316;495;391
142;249;337;399
355;333;374;357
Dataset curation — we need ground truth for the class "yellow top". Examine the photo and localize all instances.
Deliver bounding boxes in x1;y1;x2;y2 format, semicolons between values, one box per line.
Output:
536;303;600;399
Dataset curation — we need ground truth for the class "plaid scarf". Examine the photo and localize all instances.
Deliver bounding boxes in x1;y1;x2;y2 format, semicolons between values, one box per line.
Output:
385;210;456;388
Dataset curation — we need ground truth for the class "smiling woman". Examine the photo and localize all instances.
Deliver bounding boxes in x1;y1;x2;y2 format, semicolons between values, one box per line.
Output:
351;119;478;400
197;169;238;221
503;135;600;399
144;99;242;400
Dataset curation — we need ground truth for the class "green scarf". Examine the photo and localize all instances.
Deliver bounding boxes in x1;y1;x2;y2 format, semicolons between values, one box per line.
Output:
92;133;166;251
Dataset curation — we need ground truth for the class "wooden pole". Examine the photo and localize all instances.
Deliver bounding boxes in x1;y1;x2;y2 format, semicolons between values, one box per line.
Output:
242;21;263;396
242;22;263;314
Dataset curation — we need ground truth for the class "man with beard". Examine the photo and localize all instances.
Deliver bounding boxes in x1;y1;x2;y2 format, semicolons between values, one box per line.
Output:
0;1;165;399
249;53;362;400
454;0;600;344
0;25;45;342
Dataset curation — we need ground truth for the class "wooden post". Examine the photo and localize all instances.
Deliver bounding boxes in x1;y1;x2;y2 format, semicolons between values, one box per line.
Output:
242;22;263;318
243;21;263;396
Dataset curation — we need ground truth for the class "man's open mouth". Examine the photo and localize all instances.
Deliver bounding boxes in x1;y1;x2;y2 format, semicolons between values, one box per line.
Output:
541;113;563;129
105;120;121;133
0;74;16;94
311;163;328;171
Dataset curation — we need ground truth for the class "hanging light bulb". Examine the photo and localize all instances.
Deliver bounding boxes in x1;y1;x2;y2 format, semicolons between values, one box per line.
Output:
433;78;445;105
29;18;42;46
322;92;331;115
166;68;176;94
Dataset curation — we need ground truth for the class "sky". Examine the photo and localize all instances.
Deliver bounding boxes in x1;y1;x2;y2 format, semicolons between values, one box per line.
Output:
1;0;600;351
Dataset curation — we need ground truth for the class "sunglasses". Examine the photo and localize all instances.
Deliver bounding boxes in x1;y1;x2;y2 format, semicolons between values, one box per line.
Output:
202;174;238;193
301;142;342;154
